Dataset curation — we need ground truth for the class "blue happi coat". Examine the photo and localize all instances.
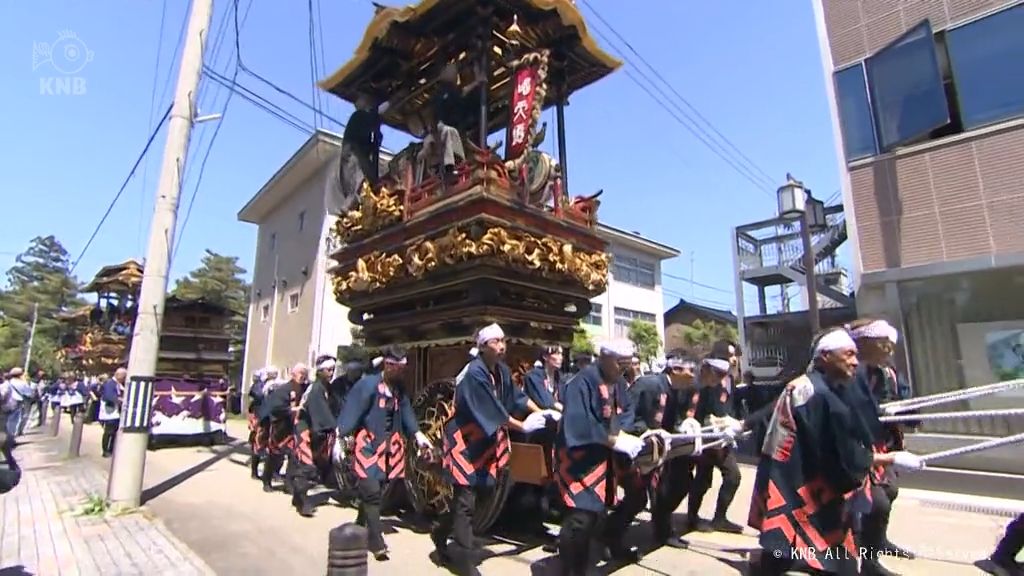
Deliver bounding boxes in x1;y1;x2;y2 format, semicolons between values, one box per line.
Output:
443;358;512;487
337;374;418;482
554;364;634;513
523;366;560;410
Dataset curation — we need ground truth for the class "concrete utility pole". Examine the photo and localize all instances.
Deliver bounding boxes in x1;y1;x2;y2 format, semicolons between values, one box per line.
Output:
107;0;214;510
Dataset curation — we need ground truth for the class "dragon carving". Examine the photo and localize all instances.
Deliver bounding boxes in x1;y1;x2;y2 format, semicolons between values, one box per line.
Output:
334;181;404;243
332;226;609;296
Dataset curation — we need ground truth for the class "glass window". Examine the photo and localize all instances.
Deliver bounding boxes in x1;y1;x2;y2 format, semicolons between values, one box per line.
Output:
584;302;603;326
612;254;656;288
287;292;300;313
947;4;1024;130
834;64;878;161
866;21;950;151
614;308;657;339
260;303;270;322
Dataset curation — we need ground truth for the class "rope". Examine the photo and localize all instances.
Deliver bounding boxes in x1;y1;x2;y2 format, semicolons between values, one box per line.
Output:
920;432;1024;463
882;379;1024;414
879;408;1024;423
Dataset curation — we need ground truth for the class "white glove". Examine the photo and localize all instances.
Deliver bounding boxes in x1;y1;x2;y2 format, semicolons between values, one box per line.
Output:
678;418;703;456
612;432;644;459
891;451;925;471
414;431;433;450
331;437;346;464
522;411;548;433
883;404;900;416
541;409;562;423
378;100;391;114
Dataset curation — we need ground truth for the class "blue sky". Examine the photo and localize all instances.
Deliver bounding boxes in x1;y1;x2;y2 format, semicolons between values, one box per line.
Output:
0;0;843;315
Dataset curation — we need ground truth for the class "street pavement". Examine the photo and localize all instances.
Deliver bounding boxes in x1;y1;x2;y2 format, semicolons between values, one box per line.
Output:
0;425;215;575
6;416;1021;575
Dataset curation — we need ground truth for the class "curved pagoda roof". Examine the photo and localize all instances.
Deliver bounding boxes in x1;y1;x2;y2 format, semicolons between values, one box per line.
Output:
319;0;621;136
82;259;144;294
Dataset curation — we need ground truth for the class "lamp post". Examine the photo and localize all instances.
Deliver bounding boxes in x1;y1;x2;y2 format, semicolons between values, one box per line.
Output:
777;175;826;335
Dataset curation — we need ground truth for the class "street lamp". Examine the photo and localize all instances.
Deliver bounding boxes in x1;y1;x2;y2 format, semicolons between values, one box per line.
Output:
777;174;822;335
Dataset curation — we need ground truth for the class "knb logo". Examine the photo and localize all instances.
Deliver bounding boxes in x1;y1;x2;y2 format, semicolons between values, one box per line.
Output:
32;30;93;96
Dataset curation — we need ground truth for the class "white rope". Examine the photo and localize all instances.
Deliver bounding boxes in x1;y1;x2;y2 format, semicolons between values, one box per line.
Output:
667;431;728;443
920;432;1024;463
879;408;1024;423
881;379;1024;414
703;430;753;451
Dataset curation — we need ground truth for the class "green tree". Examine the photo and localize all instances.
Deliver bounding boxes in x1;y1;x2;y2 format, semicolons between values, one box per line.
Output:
172;250;250;379
0;235;84;373
627;319;661;364
571;323;595;356
666;319;739;357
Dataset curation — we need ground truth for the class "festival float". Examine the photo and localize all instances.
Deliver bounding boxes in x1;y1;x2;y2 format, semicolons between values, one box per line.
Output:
58;260;232;447
320;0;620;530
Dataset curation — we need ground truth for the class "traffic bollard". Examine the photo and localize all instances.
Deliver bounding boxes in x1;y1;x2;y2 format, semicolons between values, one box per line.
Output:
327;523;368;576
49;407;61;437
68;413;85;458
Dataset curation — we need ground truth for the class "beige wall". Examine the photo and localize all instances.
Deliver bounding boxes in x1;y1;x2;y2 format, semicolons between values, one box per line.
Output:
821;0;1024;276
822;0;1012;69
243;168;329;374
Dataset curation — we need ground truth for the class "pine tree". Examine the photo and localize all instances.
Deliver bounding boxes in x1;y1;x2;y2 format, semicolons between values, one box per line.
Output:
0;235;84;372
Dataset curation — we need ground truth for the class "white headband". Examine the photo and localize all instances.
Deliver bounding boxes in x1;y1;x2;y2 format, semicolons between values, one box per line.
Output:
815;330;857;355
850;320;898;343
477;323;504;346
599;339;634;358
468;347;480;358
316;359;337;371
371;356;384;368
704;358;730;373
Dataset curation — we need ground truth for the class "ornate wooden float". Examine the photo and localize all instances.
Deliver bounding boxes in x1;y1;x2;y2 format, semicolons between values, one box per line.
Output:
320;0;621;532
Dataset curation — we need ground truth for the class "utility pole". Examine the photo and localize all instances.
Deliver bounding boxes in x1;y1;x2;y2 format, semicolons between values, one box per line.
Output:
23;302;39;369
107;0;214;510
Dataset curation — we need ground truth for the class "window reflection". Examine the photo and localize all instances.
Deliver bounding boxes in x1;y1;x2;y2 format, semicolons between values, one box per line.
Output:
947;4;1024;130
834;63;878;161
867;21;950;151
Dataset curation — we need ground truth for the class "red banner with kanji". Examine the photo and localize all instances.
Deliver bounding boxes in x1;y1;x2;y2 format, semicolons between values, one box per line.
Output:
507;65;539;160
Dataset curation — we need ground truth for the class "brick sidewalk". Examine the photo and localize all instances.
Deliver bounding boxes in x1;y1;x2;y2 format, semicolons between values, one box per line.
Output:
0;430;215;576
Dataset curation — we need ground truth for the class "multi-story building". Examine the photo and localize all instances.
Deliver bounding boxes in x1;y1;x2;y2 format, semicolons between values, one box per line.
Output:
238;130;679;381
813;0;1024;469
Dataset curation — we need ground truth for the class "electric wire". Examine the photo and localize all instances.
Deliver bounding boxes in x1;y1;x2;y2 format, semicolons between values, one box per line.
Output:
71;104;174;274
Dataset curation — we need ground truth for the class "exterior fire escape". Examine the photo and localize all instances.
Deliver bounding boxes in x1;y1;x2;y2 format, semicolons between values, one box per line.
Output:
731;204;857;383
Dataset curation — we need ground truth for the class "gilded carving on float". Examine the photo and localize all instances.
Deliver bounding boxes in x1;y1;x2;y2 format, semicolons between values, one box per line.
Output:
333;250;404;294
334;181;404;243
334;226;609;296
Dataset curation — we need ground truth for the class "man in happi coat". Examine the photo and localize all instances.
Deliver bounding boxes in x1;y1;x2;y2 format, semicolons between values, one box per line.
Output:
261;364;308;495
555;340;648;576
247;367;271;480
977;514;1024;576
687;355;746;534
845;319;918;574
646;353;703;549
330;360;364;415
432;323;549;576
97;368;125;458
337;347;430;560
750;328;925;575
598;347;677;555
523;345;564;413
290;357;339;517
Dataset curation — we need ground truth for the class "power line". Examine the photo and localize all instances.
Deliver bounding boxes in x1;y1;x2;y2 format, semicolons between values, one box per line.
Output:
662;271;733;294
579;1;777;195
203;66;316;134
139;0;171;256
71;104;174;274
232;0;347;129
579;0;775;187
